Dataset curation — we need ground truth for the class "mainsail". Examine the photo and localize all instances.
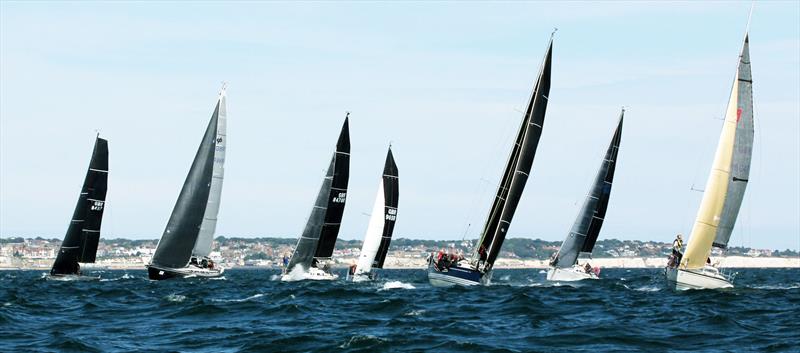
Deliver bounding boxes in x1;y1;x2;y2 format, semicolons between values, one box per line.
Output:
473;37;552;272
354;147;399;275
553;111;623;268
193;92;227;257
286;115;350;272
150;92;225;269
51;136;109;275
682;33;754;269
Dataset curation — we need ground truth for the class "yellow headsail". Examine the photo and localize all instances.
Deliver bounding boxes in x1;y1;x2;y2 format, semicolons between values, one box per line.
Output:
681;76;741;269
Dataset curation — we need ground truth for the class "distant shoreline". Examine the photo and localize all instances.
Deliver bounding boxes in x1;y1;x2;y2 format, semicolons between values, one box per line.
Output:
2;256;798;271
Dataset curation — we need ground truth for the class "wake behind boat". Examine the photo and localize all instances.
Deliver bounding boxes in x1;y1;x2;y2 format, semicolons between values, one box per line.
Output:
665;27;754;290
147;88;228;280
281;114;350;282
347;146;399;282
547;110;623;282
427;33;553;287
48;136;108;281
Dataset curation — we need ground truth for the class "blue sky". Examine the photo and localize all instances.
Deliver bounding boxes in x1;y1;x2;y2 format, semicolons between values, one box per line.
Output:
1;1;798;250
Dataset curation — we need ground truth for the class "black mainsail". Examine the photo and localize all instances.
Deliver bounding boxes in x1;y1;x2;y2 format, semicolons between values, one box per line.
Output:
149;100;221;270
473;38;553;273
553;110;623;268
372;148;399;269
51;136;108;276
286;115;350;273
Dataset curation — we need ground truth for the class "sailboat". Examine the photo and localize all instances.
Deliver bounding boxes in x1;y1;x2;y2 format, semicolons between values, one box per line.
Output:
281;115;350;281
147;88;227;280
547;110;623;281
48;136;108;281
427;34;553;287
665;29;755;290
347;146;399;282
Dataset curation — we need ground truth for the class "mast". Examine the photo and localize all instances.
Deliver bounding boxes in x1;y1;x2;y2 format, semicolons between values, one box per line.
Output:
150;97;221;269
354;147;399;275
192;88;227;258
286;115;350;272
474;35;553;272
51;136;109;275
553;110;623;268
682;31;754;268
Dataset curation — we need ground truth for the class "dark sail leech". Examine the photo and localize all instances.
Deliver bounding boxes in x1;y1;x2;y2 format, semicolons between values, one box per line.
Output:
150;102;220;269
372;148;399;269
51;137;108;276
553;110;623;268
475;39;553;272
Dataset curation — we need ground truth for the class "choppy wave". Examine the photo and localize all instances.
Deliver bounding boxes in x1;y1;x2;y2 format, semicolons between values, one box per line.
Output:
1;268;798;352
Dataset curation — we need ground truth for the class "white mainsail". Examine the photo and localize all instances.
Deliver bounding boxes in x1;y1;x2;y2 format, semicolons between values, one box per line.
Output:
682;34;754;269
193;89;227;257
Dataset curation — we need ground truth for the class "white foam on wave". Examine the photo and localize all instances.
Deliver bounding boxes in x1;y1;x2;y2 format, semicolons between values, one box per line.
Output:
379;281;415;291
339;335;385;349
164;293;186;303
404;309;426;316
752;284;800;290
100;273;135;282
279;265;307;282
538;270;547;274
213;293;264;303
208;276;226;281
634;285;661;292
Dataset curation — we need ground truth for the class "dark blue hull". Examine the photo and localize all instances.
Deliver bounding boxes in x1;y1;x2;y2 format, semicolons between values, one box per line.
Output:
426;258;488;287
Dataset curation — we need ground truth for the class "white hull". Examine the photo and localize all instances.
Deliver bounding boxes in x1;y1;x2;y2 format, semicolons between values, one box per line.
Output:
148;264;224;280
546;265;599;282
665;266;733;290
281;266;338;282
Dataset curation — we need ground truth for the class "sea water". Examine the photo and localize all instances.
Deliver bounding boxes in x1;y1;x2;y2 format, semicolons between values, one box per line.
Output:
1;268;798;352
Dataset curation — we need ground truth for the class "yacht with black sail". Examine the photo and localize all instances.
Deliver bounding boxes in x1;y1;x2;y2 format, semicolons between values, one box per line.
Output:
547;110;623;281
147;87;227;280
281;115;350;281
665;25;755;290
48;135;108;281
347;146;398;282
427;34;553;287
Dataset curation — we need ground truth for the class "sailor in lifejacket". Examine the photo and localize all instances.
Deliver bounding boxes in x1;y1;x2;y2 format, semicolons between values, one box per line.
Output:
348;262;357;276
671;234;684;267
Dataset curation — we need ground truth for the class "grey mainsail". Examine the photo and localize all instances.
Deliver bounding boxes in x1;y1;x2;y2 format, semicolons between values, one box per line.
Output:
553;111;623;268
713;35;754;249
51;137;109;275
193;93;227;257
150;100;221;269
473;38;552;272
286;115;350;273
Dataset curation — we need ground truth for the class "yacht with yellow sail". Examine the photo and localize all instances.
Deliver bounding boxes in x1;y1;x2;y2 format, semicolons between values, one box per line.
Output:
665;27;755;290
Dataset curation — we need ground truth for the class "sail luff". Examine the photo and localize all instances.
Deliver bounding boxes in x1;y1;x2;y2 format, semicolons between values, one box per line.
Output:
478;39;552;270
553;111;623;268
51;137;109;275
193;92;227;257
150;101;219;269
714;35;754;249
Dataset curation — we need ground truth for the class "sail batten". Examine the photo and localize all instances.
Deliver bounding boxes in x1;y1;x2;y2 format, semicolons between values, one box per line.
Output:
683;33;754;267
51;137;109;275
553;111;623;268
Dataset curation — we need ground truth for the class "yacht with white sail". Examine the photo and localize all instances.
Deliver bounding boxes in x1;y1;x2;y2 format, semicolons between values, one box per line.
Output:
547;110;623;281
147;88;227;280
427;34;553;287
48;136;108;281
665;27;755;290
347;146;398;282
282;115;350;281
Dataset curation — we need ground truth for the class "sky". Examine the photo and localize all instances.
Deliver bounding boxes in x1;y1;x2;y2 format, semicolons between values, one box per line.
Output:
1;1;798;251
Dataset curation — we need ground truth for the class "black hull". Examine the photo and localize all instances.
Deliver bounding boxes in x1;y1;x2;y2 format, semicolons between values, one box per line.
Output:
147;265;182;281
